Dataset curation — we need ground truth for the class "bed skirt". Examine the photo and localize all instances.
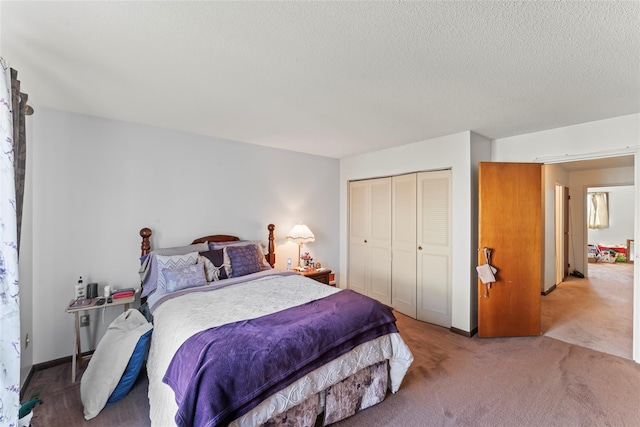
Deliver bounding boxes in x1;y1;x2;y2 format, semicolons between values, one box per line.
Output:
261;360;388;427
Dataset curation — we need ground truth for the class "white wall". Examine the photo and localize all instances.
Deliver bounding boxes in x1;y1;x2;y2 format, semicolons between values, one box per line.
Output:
492;113;640;362
26;108;339;365
587;185;634;247
340;131;491;333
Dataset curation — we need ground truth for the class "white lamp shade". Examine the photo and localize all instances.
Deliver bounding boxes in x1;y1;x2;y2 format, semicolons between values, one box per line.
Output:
286;222;315;244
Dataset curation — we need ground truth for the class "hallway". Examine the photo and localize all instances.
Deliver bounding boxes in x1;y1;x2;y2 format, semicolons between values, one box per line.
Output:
542;262;633;359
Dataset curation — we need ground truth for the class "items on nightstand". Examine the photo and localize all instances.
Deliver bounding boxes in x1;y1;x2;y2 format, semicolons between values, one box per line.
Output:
113;288;135;299
286;222;315;270
87;282;98;299
75;276;85;299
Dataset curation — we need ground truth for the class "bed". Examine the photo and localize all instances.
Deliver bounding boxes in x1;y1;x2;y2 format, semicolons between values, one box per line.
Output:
138;224;413;427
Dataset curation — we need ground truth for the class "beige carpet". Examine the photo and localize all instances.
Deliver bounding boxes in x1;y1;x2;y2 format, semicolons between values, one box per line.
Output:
335;312;640;427
542;262;633;359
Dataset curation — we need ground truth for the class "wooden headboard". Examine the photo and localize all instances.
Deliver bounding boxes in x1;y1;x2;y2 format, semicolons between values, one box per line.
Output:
139;223;276;268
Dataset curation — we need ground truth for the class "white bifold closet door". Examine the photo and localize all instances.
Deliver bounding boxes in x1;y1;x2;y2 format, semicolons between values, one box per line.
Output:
391;174;418;317
348;177;392;305
416;170;452;327
349;171;450;327
391;170;452;327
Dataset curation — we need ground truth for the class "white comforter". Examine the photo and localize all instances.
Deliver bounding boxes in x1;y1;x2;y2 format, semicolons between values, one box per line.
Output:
147;272;413;426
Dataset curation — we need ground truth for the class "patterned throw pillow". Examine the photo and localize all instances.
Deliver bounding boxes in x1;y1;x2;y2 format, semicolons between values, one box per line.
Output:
156;252;199;292
226;244;262;277
199;249;228;280
140;242;208;298
210;240;272;270
162;263;207;293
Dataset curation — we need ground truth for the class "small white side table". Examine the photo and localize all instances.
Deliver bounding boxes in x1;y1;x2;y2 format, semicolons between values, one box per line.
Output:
65;295;135;382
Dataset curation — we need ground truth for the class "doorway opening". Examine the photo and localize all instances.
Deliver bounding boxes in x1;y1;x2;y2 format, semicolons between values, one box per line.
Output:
548;157;635;359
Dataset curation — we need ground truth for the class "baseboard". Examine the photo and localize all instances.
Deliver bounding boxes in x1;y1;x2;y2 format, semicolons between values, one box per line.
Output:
450;326;477;338
542;284;557;296
33;350;95;372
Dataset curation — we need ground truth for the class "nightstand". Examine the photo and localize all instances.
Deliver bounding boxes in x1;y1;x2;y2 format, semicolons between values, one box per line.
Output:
298;268;333;286
66;295;135;382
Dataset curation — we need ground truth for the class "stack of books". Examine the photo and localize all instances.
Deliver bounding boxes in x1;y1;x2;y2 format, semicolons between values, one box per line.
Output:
112;288;135;299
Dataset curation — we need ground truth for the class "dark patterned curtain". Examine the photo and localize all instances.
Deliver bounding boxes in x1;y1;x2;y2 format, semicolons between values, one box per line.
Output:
10;68;29;254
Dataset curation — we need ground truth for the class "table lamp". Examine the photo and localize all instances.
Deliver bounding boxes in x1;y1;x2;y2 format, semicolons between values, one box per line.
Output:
286;222;315;270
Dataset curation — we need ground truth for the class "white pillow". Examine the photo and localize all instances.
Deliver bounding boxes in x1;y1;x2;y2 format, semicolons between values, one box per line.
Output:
81;309;153;419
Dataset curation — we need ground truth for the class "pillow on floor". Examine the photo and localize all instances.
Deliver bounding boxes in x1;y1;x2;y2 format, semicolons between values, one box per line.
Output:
81;309;153;420
105;328;153;406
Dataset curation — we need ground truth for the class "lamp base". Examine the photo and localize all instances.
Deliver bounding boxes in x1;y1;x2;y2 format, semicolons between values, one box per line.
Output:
296;242;304;271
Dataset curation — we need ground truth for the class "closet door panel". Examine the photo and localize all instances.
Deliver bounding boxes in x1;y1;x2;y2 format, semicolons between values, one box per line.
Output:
417;170;452;327
369;180;391;242
348;178;390;302
348;243;368;295
368;178;392;304
418;254;451;318
391;174;417;317
369;246;392;305
348;181;369;296
349;182;369;241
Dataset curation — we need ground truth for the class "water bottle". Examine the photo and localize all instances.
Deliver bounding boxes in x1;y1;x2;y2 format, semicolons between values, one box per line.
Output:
287;258;292;270
76;276;85;299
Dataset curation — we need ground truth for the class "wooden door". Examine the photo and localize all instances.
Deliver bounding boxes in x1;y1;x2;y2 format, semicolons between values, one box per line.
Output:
391;174;417;317
417;170;452;327
478;162;542;337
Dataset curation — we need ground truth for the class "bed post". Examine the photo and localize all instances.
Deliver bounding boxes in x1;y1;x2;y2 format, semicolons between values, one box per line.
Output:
140;227;152;257
267;224;276;268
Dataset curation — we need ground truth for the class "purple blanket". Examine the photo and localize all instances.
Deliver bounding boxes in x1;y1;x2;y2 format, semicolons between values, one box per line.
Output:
163;290;398;427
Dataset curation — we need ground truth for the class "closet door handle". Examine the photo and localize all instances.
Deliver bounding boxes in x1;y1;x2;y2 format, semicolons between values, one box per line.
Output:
364;239;368;243
418;246;423;250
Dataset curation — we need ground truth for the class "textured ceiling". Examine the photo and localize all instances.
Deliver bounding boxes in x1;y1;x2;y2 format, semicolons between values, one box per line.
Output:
2;1;639;159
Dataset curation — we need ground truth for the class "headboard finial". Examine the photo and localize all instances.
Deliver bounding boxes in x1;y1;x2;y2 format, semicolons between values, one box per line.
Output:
267;224;276;268
140;227;152;257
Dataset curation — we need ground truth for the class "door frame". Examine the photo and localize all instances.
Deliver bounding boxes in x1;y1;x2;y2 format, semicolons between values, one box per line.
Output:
540;148;639;363
554;184;569;287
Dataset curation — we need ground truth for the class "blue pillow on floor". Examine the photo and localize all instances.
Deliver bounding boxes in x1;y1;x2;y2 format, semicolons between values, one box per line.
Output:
105;328;153;406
